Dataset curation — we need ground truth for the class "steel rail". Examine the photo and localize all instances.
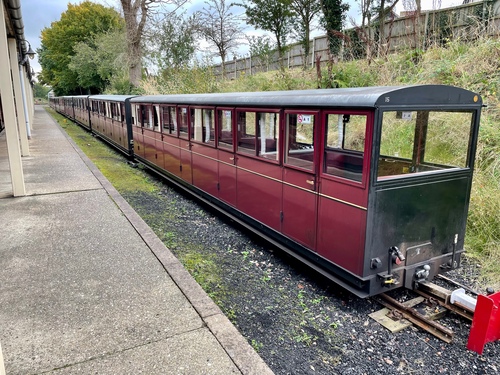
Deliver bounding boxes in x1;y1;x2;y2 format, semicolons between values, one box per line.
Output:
415;282;475;322
435;274;480;296
374;293;454;343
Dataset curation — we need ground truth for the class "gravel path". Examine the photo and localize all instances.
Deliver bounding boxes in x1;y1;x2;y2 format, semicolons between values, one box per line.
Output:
121;170;499;375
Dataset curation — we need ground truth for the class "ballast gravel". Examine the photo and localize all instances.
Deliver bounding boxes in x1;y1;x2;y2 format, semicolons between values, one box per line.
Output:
121;172;499;375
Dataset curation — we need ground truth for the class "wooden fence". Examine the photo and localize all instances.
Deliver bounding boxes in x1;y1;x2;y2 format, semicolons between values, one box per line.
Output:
214;0;500;79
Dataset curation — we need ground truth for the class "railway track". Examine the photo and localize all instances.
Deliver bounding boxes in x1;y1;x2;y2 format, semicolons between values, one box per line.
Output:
371;281;476;343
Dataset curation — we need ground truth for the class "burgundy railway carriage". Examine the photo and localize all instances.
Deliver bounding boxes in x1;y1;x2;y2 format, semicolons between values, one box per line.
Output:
128;86;482;297
51;96;65;114
88;95;136;156
72;95;91;130
61;96;74;119
48;97;55;110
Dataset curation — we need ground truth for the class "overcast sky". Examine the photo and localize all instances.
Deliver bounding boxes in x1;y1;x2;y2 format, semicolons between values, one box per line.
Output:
20;0;462;74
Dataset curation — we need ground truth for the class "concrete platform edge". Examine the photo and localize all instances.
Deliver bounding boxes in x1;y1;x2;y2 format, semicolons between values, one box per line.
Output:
49;110;274;375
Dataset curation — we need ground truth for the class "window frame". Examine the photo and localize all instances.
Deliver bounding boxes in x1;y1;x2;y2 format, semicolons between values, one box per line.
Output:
375;108;476;183
178;106;190;140
283;110;319;174
189;106;216;148
160;104;179;137
216;107;235;151
320;110;372;188
235;107;281;164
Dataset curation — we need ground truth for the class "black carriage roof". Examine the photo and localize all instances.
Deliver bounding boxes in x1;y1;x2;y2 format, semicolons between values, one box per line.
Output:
89;95;137;102
129;85;481;109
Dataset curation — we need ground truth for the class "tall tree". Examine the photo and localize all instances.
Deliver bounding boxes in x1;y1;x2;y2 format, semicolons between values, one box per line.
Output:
199;0;245;74
238;0;294;65
290;0;321;68
119;0;187;87
38;1;123;95
402;0;422;48
69;30;128;93
355;0;374;62
247;35;276;72
320;0;350;57
33;83;51;100
371;0;400;57
146;13;198;71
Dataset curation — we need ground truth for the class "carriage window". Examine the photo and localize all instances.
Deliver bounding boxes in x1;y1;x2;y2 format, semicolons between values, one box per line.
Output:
378;110;473;179
285;113;314;171
191;108;215;145
218;110;233;149
140;105;153;129
237;111;256;155
153;105;160;131
257;112;279;160
110;103;118;120
179;107;189;139
131;105;138;126
324;114;367;182
120;103;125;122
237;111;279;160
162;106;177;135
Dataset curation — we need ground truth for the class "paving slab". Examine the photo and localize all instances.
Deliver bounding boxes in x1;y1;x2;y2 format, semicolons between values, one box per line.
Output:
49;329;240;374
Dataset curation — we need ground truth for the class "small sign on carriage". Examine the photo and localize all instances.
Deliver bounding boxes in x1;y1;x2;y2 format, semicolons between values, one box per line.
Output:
298;114;312;124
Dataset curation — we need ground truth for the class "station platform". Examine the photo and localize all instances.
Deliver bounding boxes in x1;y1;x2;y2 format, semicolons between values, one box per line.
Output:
0;106;273;374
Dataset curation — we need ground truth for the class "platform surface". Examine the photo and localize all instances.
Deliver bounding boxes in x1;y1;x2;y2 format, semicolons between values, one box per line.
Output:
0;106;272;375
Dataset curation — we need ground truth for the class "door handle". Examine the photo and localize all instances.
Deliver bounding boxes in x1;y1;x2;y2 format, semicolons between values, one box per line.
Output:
306;180;314;186
229;157;235;161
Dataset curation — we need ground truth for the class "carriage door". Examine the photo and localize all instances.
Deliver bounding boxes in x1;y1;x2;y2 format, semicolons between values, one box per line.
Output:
217;108;237;206
178;106;192;183
316;112;372;276
132;104;145;158
282;111;319;251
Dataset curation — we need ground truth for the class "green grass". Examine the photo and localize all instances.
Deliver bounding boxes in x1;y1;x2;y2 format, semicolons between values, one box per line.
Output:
178;250;220;290
251;339;263;352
